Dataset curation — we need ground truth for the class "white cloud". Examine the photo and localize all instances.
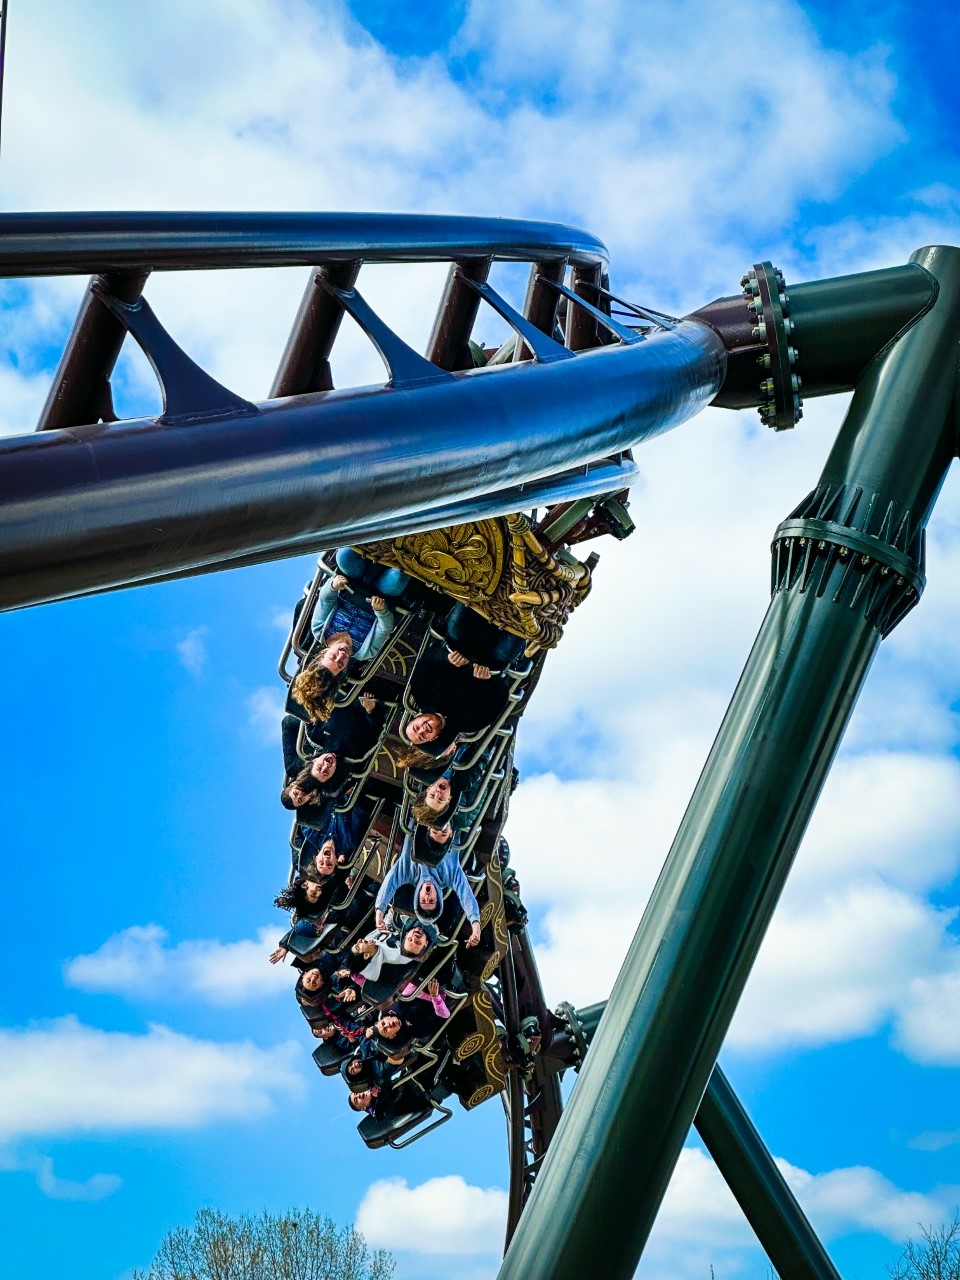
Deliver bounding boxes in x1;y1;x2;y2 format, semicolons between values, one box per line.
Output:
780;1159;949;1242
0;1016;303;1143
0;1149;121;1201
356;1175;508;1256
64;923;291;1005
247;686;285;745
731;883;960;1054
897;971;960;1065
176;625;210;677
641;1147;952;1280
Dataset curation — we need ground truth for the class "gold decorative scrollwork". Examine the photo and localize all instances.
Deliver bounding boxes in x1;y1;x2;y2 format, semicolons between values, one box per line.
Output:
370;521;505;598
455;1031;484;1061
466;1084;495;1109
356;510;592;653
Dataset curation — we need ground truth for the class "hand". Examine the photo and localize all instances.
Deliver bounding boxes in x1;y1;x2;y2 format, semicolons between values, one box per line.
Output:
370;595;387;613
375;910;386;932
466;921;481;948
446;649;469;667
386;1052;407;1065
365;1026;374;1038
335;969;351;979
269;947;288;964
341;988;358;1003
360;693;377;713
472;664;492;680
427;979;441;997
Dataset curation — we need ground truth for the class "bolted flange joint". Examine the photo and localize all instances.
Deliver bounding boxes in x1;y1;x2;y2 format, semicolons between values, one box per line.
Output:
740;261;803;431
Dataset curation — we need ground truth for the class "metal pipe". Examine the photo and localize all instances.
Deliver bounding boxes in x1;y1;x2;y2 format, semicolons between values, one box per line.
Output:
67;452;640;598
0;211;608;277
523;260;566;340
565;263;603;351
497;245;960;1280
696;1065;842;1280
499;939;528;1248
0;320;724;610
426;258;491;371
36;270;150;430
693;263;937;408
269;260;361;397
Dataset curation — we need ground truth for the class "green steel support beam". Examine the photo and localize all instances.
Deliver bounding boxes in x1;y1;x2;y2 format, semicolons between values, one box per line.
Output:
498;245;960;1280
697;261;937;408
696;1065;842;1280
561;1008;842;1280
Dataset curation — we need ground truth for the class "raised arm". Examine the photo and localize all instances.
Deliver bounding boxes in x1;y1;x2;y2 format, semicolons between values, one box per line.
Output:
310;576;341;643
374;842;414;926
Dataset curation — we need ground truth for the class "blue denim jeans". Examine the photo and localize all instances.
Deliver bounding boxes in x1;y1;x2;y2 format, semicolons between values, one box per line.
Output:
335;548;409;599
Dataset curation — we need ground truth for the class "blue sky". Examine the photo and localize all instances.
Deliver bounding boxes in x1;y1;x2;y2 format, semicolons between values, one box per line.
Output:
2;2;960;1278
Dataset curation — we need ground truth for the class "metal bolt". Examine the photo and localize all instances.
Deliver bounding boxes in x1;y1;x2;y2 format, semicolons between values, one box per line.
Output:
751;324;766;341
818;540;826;550
839;546;849;557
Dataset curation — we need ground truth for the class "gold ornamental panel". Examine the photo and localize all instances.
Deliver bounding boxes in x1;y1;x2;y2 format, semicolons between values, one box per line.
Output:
357;511;592;653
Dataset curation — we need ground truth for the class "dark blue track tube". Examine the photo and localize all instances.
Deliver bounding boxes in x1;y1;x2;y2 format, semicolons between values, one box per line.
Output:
0;321;724;609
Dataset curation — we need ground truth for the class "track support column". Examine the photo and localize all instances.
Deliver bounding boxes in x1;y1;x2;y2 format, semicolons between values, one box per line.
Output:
498;245;960;1280
695;1066;841;1280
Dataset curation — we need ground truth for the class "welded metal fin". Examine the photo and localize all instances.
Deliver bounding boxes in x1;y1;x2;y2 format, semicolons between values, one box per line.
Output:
92;284;259;424
322;281;455;387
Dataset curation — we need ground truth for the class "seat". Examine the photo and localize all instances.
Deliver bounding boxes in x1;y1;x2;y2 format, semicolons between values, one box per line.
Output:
357;1090;452;1150
312;1040;352;1076
278;927;329;960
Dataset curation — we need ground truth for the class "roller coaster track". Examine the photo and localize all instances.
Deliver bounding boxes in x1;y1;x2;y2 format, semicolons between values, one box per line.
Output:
0;212;724;611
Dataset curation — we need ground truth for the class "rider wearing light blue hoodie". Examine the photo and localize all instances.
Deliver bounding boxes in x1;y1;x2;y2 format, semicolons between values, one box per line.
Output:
374;834;481;948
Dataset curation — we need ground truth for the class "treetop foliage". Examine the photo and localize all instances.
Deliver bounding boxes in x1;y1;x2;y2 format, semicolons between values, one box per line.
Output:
889;1214;960;1280
132;1206;395;1280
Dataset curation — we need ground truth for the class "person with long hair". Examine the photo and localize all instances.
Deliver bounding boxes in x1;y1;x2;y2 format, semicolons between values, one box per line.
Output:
288;631;354;727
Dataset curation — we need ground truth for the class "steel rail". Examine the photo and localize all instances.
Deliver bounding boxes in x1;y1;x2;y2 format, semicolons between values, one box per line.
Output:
0;320;724;610
0;211;608;277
